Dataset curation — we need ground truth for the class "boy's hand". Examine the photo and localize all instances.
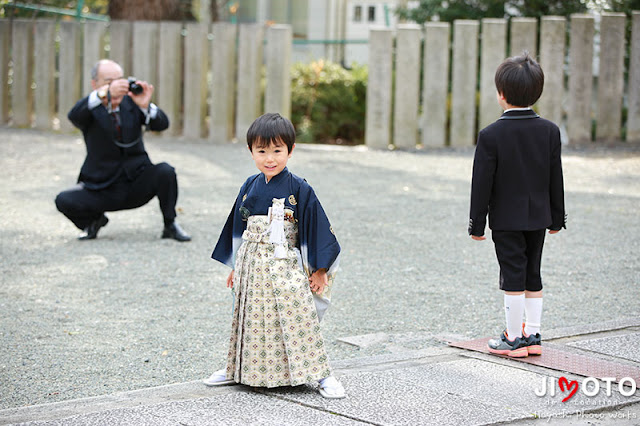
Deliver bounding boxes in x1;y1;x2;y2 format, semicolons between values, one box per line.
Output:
471;235;486;241
226;270;234;288
309;269;328;294
549;230;560;234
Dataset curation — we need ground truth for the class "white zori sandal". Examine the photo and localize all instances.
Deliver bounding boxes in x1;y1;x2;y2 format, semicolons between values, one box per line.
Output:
318;376;346;399
203;369;236;386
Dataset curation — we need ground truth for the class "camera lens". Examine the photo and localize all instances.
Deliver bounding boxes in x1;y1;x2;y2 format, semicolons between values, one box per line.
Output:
129;83;143;95
127;77;143;95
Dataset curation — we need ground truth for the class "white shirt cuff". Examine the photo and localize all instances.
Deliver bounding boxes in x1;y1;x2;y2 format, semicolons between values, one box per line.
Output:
88;91;102;109
139;103;158;118
139;103;158;123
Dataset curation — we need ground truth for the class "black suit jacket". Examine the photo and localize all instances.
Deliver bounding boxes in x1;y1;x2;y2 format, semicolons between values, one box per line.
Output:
68;96;169;190
468;109;566;236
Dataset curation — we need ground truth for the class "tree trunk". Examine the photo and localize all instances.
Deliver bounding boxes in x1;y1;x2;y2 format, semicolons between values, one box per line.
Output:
109;0;195;21
210;0;219;22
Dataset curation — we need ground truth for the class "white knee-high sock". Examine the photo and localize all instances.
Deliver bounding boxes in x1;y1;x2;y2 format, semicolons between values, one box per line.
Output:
524;298;543;336
504;294;525;340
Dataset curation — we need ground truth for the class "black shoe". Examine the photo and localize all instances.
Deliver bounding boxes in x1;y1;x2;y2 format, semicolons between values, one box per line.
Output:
78;215;109;240
522;331;542;355
162;222;191;242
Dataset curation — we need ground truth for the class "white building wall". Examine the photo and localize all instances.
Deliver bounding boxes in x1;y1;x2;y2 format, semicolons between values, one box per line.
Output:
345;0;398;65
237;0;396;65
306;0;329;59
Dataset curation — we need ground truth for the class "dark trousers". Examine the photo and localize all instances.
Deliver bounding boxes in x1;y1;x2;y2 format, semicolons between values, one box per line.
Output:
491;229;546;292
55;162;177;230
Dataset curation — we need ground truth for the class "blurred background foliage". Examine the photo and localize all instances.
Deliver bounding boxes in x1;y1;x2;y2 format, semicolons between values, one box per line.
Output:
291;60;367;145
396;0;640;23
0;0;222;20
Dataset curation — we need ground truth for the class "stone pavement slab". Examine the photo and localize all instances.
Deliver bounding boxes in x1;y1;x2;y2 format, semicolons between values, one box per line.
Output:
17;392;366;426
4;325;640;426
568;333;640;364
267;358;640;425
0;382;366;425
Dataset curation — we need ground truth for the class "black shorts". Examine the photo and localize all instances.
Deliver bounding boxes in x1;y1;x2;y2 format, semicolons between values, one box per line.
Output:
491;229;546;292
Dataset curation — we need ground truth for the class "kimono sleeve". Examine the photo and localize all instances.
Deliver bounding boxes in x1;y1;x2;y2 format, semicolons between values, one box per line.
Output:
298;183;340;275
211;179;252;268
296;179;340;322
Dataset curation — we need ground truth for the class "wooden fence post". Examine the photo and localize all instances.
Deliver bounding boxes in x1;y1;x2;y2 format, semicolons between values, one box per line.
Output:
567;14;595;143
365;28;393;150
11;19;34;127
450;20;479;147
210;22;237;143
479;19;507;131
34;19;56;130
422;22;450;147
393;24;422;149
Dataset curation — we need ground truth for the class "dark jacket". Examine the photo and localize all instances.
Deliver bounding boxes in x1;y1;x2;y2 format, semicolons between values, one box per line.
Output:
468;109;566;236
68;96;169;190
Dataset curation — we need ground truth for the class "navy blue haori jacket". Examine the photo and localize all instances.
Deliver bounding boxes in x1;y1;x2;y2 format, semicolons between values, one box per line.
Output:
211;167;340;320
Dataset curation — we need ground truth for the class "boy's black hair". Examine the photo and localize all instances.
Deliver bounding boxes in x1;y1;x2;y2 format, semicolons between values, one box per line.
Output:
246;113;296;152
494;51;544;107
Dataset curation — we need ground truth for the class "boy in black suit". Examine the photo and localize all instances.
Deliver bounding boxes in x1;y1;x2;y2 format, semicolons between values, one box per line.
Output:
468;52;566;357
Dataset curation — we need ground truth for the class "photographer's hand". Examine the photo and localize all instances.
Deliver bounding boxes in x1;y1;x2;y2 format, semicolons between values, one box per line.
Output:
108;78;129;108
129;80;153;110
97;84;110;106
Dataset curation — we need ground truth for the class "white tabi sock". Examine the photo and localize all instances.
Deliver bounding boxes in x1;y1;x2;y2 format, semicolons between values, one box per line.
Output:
504;294;525;340
524;298;543;336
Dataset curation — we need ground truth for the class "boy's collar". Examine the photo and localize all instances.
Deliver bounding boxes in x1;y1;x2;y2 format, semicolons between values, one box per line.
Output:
262;167;289;184
503;107;532;112
499;109;540;120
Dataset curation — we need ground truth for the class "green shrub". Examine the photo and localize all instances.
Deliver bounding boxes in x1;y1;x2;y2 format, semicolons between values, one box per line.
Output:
291;60;367;145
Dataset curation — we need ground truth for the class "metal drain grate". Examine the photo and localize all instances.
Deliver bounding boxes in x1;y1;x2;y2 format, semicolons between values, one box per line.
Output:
449;337;640;383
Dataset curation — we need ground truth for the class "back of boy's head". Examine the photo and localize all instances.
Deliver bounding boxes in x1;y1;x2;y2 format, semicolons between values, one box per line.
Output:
246;113;296;152
495;51;544;107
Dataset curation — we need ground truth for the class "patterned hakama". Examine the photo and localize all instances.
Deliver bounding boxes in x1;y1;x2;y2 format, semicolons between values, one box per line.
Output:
226;216;331;387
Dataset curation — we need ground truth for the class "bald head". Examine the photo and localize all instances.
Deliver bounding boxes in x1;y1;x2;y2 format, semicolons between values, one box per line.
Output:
90;59;124;89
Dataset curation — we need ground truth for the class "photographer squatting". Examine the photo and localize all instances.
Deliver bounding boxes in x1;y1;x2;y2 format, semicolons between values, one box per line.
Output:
55;59;191;242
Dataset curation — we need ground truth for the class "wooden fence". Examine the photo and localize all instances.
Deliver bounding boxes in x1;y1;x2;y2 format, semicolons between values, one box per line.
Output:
1;13;639;147
0;19;290;143
367;12;640;148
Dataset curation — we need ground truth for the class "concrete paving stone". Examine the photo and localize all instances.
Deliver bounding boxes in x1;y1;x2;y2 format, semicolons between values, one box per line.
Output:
544;318;640;340
338;331;446;351
0;381;240;425
16;392;366;426
388;359;640;417
337;332;389;348
510;401;640;425
18;410;178;426
264;371;527;425
267;358;640;425
568;333;640;363
332;346;459;371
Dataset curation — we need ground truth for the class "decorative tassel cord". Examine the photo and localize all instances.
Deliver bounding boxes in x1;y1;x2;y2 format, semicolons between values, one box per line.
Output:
266;198;287;259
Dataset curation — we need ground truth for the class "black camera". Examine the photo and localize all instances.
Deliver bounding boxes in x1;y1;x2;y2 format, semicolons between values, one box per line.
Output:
127;77;143;95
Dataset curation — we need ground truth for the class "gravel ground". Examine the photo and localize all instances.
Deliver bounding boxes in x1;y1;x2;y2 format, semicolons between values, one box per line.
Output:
1;128;639;410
